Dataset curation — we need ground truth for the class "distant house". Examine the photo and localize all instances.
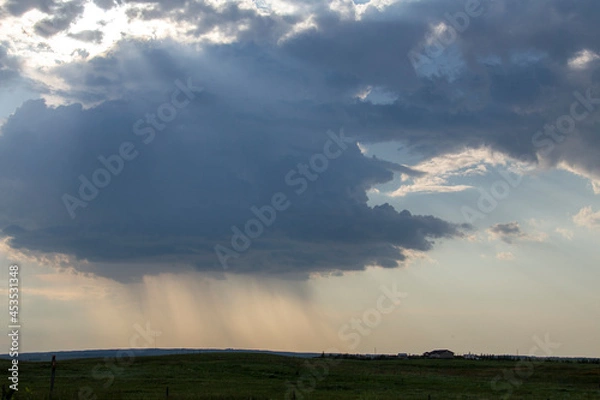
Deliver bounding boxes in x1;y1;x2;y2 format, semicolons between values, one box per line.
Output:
397;353;408;359
423;349;454;359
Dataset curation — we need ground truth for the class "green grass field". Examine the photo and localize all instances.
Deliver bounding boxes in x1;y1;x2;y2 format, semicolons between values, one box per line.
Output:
2;353;599;399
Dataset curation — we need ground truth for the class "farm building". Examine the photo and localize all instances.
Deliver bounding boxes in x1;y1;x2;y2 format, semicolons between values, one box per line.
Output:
464;353;480;360
423;349;454;359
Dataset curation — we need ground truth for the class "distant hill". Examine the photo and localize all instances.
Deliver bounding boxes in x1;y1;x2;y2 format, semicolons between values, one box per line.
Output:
0;348;320;361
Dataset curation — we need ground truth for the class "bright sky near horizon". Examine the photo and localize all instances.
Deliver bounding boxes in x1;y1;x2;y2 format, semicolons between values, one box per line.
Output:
0;0;599;359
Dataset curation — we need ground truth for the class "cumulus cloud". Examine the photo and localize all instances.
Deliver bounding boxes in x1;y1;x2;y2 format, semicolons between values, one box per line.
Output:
557;162;600;195
555;227;574;240
573;206;600;230
568;50;600;70
388;147;512;197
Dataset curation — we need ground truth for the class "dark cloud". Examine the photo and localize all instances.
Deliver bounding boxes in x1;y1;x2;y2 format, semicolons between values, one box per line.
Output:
33;0;85;37
71;48;90;59
103;0;600;176
0;41;468;280
1;0;84;40
488;222;524;244
68;30;104;44
3;0;55;16
0;42;21;83
120;0;305;47
371;157;425;178
92;0;118;10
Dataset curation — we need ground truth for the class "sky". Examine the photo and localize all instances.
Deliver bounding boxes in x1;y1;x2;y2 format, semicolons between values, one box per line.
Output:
0;0;599;358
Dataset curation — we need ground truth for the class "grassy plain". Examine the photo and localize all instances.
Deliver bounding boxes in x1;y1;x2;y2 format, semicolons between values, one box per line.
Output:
2;352;599;399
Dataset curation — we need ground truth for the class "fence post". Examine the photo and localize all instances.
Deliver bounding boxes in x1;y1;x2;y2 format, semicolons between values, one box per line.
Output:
49;355;57;399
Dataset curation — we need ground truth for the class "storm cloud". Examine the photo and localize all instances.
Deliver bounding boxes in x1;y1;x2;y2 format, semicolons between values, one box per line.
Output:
0;40;468;280
1;0;600;280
